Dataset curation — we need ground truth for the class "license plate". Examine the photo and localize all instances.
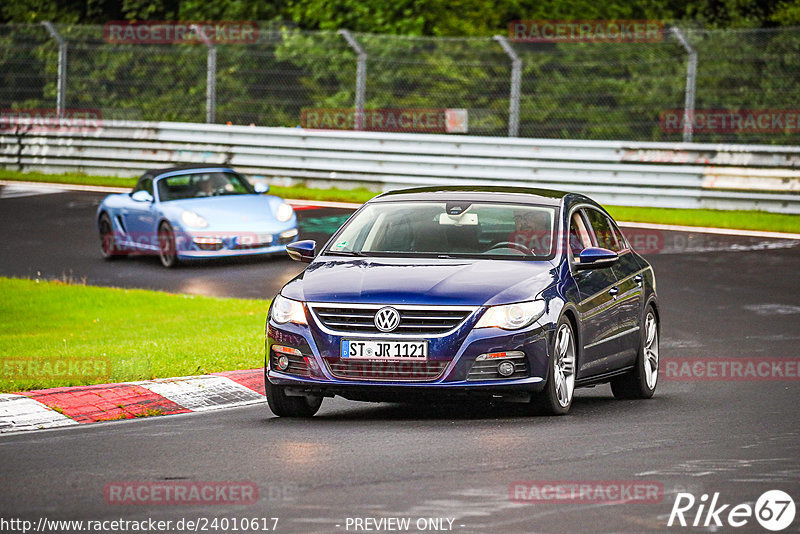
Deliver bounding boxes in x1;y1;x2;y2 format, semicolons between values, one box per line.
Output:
341;340;428;361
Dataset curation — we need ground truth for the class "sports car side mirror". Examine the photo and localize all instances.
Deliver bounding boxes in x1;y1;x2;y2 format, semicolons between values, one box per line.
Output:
576;247;618;269
253;183;269;194
287;240;316;263
131;190;154;203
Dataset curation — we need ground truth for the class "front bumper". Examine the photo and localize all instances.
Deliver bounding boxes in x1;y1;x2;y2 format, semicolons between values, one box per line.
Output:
266;312;554;401
176;227;298;259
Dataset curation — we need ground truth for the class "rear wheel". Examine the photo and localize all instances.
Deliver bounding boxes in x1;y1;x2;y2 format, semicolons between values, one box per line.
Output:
530;316;576;415
611;305;659;399
266;379;323;417
157;222;179;268
99;213;123;259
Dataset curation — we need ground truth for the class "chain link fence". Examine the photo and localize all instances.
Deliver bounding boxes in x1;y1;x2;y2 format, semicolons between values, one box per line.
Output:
1;23;798;144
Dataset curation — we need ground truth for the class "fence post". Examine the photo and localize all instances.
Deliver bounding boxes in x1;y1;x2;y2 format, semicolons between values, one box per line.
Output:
671;27;697;143
191;24;216;123
41;22;67;118
493;35;521;137
338;30;367;130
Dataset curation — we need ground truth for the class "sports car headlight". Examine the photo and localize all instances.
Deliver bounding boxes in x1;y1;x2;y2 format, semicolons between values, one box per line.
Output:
275;203;294;222
475;300;546;330
271;295;307;325
181;210;208;228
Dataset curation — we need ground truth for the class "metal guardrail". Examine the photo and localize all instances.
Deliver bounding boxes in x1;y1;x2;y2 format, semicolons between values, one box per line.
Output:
2;120;799;212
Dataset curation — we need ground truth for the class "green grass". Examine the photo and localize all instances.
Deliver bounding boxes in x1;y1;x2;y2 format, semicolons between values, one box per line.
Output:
1;169;798;233
606;206;800;234
0;277;269;393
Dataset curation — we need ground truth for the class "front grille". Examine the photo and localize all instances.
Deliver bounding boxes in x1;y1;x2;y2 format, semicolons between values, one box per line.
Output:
309;304;475;335
467;358;529;381
325;359;448;382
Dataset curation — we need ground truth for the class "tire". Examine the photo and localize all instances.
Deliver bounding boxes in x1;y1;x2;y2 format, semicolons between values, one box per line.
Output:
157;221;179;268
99;213;124;260
611;305;659;400
266;379;323;417
530;316;577;415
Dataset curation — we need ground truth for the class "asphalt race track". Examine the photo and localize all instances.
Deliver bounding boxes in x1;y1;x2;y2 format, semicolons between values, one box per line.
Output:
1;185;799;533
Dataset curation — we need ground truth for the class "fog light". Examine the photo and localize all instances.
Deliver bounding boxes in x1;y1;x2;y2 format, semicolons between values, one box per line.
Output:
497;361;515;377
276;355;290;371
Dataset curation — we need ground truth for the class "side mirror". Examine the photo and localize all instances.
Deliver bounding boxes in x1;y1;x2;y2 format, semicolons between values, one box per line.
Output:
253;183;269;194
576;247;618;270
286;240;316;263
131;190;154;203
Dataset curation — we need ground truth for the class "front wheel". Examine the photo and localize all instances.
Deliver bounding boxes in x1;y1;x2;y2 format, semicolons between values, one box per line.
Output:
611;305;659;399
99;213;124;260
530;316;576;415
157;222;179;268
266;379;323;417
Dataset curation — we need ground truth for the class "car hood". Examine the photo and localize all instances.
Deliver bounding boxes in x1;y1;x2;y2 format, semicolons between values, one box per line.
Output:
163;195;285;227
282;257;559;306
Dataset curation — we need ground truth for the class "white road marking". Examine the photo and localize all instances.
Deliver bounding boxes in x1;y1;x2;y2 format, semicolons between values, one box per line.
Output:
137;375;264;412
0;184;65;199
0;393;78;433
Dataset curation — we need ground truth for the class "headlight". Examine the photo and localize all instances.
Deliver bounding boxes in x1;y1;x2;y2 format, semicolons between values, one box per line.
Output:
181;210;208;228
271;295;307;325
275;203;294;222
475;300;546;330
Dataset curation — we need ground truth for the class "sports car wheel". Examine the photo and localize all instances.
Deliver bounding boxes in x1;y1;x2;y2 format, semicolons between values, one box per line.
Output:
99;213;123;260
611;305;659;399
158;222;179;268
531;316;576;415
266;380;323;417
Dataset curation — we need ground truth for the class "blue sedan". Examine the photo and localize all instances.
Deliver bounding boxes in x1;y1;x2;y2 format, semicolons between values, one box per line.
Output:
96;165;298;267
265;186;659;416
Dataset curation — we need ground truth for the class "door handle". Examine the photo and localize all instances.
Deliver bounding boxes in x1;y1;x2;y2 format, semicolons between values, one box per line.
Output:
634;275;643;286
609;286;619;298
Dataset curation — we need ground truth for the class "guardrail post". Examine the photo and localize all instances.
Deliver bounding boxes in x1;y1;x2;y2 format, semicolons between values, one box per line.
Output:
192;24;216;123
338;30;367;130
41;22;67;119
493;36;522;137
671;27;697;143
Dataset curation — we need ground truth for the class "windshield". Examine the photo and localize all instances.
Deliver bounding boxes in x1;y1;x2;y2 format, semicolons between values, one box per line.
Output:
326;201;557;259
157;172;255;201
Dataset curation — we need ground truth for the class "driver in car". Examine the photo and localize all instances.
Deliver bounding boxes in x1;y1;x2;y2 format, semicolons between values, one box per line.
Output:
511;210;551;255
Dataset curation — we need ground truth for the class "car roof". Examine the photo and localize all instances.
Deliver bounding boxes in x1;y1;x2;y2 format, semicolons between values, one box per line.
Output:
370;185;575;206
140;164;234;180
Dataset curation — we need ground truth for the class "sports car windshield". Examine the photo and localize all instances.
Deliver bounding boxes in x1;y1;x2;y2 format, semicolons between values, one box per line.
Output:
326;201;557;259
157;172;255;201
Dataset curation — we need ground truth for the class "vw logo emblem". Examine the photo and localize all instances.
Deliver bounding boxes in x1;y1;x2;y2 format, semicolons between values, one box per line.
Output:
374;307;401;332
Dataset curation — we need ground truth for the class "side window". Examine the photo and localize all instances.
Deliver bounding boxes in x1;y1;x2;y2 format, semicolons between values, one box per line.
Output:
568;210;594;258
610;222;628;251
584;208;621;252
133;177;153;196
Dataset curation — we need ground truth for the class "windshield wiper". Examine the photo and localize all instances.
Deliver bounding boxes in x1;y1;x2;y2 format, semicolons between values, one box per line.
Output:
325;250;365;257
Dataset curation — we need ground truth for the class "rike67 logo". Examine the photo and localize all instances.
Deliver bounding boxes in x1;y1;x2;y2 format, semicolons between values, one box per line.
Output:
669;490;795;531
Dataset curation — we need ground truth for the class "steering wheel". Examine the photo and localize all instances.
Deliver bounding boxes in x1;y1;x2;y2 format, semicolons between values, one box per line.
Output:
487;241;533;255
